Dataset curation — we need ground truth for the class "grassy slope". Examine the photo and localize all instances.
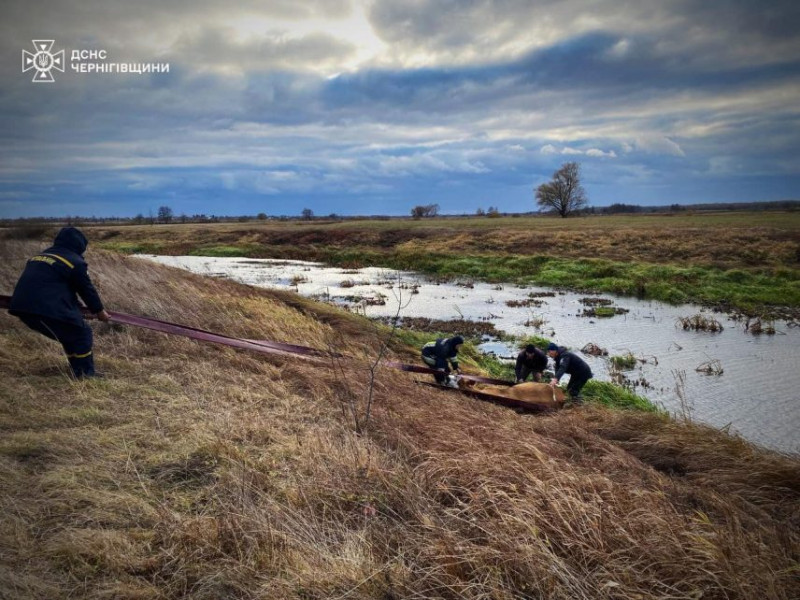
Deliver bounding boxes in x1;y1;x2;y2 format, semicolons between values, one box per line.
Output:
1;239;799;599
86;212;800;314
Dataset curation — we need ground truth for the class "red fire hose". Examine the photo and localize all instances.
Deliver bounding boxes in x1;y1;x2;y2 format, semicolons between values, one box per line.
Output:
1;294;556;411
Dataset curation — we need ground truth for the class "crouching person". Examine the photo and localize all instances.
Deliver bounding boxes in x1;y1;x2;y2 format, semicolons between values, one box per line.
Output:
421;335;464;384
547;343;592;405
9;227;110;379
515;343;548;383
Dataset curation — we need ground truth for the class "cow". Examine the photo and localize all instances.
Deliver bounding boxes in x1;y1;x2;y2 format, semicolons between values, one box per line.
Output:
467;381;566;410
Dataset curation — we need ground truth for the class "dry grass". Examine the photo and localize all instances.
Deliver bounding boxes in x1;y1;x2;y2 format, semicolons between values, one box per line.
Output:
1;239;799;599
84;212;800;269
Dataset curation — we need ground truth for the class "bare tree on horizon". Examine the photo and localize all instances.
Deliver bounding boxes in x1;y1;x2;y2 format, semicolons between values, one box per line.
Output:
535;162;588;218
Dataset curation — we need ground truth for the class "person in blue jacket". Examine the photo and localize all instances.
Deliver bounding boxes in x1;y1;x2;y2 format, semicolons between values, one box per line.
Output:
9;227;110;378
421;335;464;384
547;342;592;404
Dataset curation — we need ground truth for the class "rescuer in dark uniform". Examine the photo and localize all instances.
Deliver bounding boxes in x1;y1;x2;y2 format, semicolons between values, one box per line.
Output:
515;343;548;383
9;227;109;378
547;342;593;404
421;335;464;384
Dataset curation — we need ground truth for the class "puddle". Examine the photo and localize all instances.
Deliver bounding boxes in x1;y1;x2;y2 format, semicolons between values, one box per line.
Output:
138;255;800;455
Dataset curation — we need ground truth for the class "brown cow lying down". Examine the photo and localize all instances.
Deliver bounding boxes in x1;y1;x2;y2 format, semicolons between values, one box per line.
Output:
469;381;566;410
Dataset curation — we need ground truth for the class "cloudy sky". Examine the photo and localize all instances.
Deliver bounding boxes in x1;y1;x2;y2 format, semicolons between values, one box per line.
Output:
1;0;798;218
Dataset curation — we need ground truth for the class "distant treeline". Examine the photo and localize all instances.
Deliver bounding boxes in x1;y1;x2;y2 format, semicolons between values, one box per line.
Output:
1;200;797;227
597;200;799;214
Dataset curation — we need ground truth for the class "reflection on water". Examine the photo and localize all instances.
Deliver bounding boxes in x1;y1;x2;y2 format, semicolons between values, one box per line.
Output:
138;255;800;455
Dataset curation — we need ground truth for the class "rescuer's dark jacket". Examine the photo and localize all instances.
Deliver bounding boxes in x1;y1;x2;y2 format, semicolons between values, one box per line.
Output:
553;347;593;382
421;336;464;370
515;347;548;380
10;227;104;326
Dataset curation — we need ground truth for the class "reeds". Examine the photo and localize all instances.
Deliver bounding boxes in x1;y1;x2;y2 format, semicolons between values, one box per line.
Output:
677;314;724;331
289;274;309;286
696;358;724;375
744;317;776;335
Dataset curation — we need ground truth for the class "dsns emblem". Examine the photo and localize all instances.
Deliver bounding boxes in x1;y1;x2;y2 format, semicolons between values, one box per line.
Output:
22;40;65;82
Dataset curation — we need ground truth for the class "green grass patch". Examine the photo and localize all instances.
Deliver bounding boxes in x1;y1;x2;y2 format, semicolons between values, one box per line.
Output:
188;244;262;257
371;253;800;314
610;353;637;370
99;241;166;254
583;380;660;412
392;327;436;350
461;350;516;381
519;335;552;350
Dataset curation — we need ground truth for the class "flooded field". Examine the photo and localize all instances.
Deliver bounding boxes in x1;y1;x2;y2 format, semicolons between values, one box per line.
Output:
139;255;800;455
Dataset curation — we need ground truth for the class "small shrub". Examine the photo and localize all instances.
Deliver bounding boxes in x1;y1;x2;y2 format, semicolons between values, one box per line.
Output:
610;353;637;370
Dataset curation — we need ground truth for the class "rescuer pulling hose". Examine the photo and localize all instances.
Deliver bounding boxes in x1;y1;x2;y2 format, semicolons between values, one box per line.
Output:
8;227;109;379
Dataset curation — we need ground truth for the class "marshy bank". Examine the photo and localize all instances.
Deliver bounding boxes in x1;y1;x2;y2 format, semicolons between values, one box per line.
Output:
140;255;800;455
89;212;800;319
2;239;799;599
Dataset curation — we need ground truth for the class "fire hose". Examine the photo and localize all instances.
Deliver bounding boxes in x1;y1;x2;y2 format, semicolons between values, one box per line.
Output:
1;294;554;412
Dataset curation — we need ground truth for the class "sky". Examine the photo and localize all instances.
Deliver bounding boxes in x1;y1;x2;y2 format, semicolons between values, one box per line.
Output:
1;0;798;218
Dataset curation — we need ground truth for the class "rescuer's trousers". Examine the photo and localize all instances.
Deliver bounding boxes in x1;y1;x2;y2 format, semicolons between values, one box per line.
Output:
16;313;96;377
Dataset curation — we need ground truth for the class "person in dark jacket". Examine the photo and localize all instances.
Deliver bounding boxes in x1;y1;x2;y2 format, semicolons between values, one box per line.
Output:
547;342;592;404
515;344;548;383
421;335;464;384
9;227;109;378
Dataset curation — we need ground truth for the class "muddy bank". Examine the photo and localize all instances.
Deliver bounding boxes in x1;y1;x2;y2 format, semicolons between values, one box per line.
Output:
373;317;501;338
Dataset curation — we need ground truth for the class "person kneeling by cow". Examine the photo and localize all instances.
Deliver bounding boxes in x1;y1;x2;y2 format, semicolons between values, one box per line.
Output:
421;335;464;385
547;343;593;405
515;343;548;383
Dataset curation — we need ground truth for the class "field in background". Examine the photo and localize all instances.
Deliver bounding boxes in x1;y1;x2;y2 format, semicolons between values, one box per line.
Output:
1;238;798;599
81;211;800;315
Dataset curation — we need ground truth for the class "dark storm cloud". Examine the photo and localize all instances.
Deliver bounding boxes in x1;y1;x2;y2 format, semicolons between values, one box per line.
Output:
367;0;800;68
0;0;797;217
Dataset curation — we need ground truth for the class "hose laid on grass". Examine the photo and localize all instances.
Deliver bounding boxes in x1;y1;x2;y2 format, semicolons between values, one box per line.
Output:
2;294;554;411
0;294;331;360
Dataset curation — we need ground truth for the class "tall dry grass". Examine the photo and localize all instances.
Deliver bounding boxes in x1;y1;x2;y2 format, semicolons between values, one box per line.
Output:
87;213;800;269
1;239;798;599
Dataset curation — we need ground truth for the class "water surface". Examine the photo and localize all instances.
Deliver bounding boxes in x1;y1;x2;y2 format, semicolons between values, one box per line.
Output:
139;255;800;455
